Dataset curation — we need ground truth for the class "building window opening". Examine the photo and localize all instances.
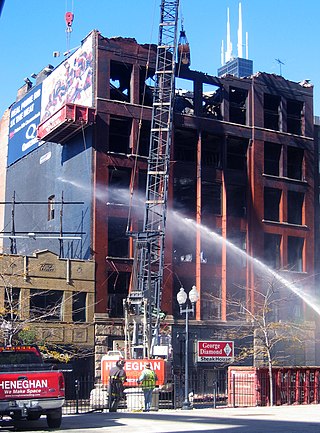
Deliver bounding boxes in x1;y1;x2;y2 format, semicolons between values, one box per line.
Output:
227;284;246;320
227;137;248;171
202;83;223;120
141;67;156;106
175;78;194;115
288;191;304;225
227;184;246;217
108;217;129;258
200;279;222;320
202;133;222;168
174;129;197;162
173;176;196;214
287;236;304;272
264;187;281;222
4;287;20;321
72;292;87;322
109;117;132;154
264;233;281;269
287;146;304;180
110;61;132;102
48;195;55;221
200;229;222;265
30;289;63;321
264;142;282;176
229;87;247;125
108;166;131;205
228;232;247;268
173;229;196;264
201;181;221;216
264;94;281;130
137;120;151;157
287;99;304;135
107;272;130;318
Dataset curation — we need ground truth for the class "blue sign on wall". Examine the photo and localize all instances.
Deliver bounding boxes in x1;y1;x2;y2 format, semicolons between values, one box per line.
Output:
8;84;43;166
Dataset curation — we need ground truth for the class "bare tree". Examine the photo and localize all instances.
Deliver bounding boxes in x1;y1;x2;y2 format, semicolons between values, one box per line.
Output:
0;258;95;362
214;275;315;406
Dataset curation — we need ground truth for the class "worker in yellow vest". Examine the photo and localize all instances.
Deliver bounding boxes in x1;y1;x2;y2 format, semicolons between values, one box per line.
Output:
137;362;158;412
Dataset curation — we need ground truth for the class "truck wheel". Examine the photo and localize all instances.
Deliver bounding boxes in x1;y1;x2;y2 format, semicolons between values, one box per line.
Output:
46;408;62;429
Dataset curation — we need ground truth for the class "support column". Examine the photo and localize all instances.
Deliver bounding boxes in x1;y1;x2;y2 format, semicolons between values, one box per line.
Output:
195;131;201;320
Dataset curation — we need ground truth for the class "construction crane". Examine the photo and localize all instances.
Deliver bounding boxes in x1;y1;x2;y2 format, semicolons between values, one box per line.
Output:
124;0;180;360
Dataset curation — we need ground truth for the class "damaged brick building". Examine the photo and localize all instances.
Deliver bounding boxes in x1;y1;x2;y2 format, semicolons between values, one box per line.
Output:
1;29;319;376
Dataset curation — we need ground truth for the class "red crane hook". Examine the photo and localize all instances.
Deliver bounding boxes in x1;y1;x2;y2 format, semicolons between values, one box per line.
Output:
65;12;74;28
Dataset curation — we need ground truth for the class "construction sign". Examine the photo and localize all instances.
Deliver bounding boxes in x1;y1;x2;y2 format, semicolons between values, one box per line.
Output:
101;358;167;386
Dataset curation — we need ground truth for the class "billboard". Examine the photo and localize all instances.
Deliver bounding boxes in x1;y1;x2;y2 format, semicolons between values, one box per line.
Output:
196;340;234;363
8;84;43;165
7;31;94;165
40;33;93;123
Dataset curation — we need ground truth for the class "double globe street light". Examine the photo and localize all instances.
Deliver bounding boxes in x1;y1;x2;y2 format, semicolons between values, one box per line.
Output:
176;285;199;410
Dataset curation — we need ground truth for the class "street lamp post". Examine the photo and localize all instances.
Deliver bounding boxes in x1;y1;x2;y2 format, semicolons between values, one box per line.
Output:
176;285;199;410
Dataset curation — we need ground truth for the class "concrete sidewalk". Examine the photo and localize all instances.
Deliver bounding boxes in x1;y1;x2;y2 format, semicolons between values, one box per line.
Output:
66;405;320;433
7;405;320;432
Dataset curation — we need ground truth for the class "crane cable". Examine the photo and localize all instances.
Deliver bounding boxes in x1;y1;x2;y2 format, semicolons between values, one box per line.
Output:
65;0;74;56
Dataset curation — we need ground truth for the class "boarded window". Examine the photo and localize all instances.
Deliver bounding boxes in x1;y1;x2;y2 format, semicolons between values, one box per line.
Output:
264;187;281;222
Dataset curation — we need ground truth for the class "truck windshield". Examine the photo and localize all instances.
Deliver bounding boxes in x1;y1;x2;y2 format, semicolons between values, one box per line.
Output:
0;352;42;365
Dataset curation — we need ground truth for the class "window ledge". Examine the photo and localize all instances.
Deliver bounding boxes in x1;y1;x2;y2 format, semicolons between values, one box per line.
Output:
262;219;308;230
262;173;308;184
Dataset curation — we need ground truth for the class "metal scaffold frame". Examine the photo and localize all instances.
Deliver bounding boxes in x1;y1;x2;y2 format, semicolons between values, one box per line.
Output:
124;0;179;359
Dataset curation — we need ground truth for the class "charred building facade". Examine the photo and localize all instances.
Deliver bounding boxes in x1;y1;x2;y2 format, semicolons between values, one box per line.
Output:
1;30;318;373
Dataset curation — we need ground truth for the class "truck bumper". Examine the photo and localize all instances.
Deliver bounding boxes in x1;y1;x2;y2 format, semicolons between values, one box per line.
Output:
0;397;65;418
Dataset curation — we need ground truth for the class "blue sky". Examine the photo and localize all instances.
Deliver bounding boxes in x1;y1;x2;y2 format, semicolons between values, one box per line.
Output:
1;0;320;116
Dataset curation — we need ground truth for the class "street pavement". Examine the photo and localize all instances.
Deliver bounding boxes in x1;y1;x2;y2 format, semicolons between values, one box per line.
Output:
2;405;320;432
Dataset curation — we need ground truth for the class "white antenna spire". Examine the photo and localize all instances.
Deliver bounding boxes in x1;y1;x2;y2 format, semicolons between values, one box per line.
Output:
237;2;243;58
225;7;233;62
221;40;225;65
246;31;249;59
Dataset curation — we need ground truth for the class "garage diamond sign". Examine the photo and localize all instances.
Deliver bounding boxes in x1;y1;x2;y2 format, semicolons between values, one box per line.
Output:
197;340;234;362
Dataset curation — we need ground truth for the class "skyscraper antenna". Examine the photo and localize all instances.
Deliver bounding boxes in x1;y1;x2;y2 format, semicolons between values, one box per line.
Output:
237;2;243;58
275;58;285;76
225;7;232;63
